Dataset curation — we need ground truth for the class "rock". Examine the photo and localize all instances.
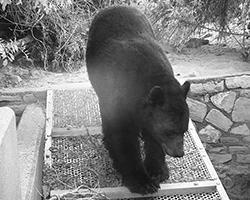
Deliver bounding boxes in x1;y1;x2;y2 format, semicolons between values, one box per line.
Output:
230;124;250;135
216;165;250;200
243;136;250;142
0;73;5;79
209;153;232;164
33;92;46;101
208;147;226;153
0;64;29;77
223;176;234;189
240;89;250;98
187;98;207;122
203;94;210;102
30;69;41;77
0;95;22;102
210;91;236;113
190;80;224;94
218;171;227;179
228;146;249;153
11;75;22;85
205;109;233;131
198;125;221;143
7;104;27;116
15;67;30;77
220;137;240;144
236;154;250;164
226;75;250;89
232;97;250;122
0;65;11;73
4;73;22;86
185;38;209;48
23;94;37;103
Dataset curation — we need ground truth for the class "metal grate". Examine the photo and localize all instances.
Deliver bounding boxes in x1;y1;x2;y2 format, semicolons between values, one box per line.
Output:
49;88;225;199
51;133;121;189
53;88;101;128
51;130;213;189
165;131;212;183
119;191;221;200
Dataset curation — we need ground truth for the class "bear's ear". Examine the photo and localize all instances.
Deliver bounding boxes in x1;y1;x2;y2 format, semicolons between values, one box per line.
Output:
181;81;190;99
148;86;165;106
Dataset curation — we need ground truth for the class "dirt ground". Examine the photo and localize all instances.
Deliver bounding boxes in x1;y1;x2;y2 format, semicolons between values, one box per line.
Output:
170;45;250;79
1;45;250;90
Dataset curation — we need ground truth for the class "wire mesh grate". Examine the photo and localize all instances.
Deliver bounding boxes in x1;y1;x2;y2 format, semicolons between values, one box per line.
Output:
51;130;213;188
118;191;221;200
49;88;222;199
53;88;101;128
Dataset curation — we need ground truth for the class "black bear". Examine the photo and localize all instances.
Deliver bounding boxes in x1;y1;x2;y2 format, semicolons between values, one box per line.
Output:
86;6;190;195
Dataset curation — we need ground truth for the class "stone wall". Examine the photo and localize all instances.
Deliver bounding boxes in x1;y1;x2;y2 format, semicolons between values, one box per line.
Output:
0;90;46;126
187;73;250;200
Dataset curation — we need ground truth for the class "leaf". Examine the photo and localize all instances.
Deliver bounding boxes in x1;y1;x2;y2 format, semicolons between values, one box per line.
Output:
1;51;6;59
1;1;8;11
14;44;19;52
0;46;4;54
3;59;8;66
12;43;18;53
16;0;22;5
9;53;14;61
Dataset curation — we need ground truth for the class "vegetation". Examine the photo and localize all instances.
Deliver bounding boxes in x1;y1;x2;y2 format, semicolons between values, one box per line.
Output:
0;0;250;72
0;38;18;66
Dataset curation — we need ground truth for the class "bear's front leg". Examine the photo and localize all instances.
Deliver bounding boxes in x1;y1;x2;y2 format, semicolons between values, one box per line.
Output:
142;129;169;183
102;120;160;194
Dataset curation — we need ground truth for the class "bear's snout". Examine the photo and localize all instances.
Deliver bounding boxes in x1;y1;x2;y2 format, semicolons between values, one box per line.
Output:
162;142;184;157
173;148;184;157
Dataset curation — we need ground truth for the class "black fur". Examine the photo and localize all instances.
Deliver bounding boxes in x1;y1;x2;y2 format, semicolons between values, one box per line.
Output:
86;6;190;194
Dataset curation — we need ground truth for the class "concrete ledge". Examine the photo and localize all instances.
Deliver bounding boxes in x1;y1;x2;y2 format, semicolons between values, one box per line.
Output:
0;107;21;200
17;104;46;200
183;72;250;82
0;82;92;93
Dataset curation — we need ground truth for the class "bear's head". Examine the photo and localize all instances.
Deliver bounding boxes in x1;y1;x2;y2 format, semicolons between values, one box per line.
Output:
145;81;190;158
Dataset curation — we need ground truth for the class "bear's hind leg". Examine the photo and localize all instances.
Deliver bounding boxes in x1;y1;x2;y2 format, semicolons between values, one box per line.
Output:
142;129;169;183
102;119;159;194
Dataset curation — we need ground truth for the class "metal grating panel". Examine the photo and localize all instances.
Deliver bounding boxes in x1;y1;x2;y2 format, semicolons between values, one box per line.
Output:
165;131;212;183
50;130;213;190
119;191;221;200
48;87;228;199
51;133;121;189
53;88;101;128
121;191;221;200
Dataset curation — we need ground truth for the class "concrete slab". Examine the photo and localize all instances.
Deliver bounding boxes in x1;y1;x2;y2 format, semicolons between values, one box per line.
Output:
0;107;21;200
17;104;45;200
0;82;92;93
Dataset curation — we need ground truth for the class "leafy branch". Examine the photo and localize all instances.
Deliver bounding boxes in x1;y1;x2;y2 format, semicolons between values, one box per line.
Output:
0;38;19;66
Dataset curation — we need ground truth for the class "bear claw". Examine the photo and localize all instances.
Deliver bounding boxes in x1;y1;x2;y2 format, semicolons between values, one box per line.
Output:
123;176;160;195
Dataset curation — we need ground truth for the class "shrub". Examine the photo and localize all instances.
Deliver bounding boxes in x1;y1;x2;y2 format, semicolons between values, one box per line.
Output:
0;0;249;72
0;38;19;66
149;0;250;51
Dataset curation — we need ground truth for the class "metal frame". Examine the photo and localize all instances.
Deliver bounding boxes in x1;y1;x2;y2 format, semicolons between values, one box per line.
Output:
44;89;53;166
44;86;230;199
